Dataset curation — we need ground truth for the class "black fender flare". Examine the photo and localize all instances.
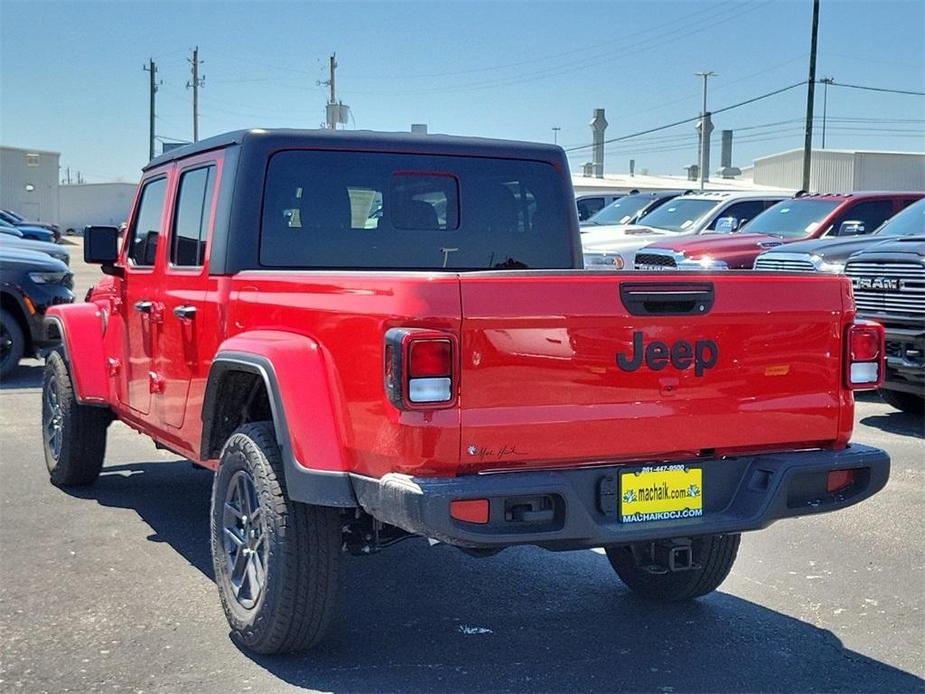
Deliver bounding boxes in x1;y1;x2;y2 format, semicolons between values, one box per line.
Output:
201;352;357;508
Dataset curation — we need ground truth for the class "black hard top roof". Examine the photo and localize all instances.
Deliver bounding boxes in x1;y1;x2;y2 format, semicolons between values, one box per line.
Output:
144;128;566;172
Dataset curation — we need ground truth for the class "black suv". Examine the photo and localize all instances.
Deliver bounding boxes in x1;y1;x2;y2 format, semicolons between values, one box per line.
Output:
0;247;74;377
845;236;925;414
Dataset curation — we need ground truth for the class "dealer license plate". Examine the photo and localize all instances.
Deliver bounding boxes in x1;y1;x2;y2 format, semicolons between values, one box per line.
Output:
620;465;703;523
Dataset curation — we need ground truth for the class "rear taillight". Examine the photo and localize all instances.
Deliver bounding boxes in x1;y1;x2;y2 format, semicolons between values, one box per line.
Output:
846;321;885;390
385;328;457;409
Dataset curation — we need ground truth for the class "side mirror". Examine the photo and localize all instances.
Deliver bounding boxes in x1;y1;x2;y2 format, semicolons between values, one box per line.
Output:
714;216;739;233
838;220;865;236
84;225;123;276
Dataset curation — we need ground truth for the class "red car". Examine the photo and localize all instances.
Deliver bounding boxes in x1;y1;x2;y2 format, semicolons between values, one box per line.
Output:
44;130;889;654
635;192;923;270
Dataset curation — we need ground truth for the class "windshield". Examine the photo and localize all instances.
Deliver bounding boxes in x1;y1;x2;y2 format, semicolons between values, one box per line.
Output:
874;198;925;237
742;199;841;238
635;198;716;232
585;195;655;225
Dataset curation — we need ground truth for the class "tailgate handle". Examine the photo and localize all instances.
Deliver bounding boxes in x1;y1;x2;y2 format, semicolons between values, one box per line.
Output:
620;282;714;316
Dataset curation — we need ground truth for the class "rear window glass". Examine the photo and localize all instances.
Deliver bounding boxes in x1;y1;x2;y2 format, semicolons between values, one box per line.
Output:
260;150;571;270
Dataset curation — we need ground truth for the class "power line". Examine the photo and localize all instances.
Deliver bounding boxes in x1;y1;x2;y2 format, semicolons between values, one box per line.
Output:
564;80;807;153
826;80;925;97
569;124;924;161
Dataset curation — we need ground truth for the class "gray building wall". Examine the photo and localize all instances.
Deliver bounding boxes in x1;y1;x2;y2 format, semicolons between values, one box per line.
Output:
0;146;60;222
753;148;925;192
59;182;138;233
854;152;925;191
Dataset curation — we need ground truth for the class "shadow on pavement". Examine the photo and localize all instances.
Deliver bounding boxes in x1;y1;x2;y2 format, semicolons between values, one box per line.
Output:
0;362;44;390
856;393;924;439
64;460;924;693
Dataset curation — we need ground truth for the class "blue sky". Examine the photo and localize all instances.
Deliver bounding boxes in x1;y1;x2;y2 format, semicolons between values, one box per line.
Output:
1;0;923;182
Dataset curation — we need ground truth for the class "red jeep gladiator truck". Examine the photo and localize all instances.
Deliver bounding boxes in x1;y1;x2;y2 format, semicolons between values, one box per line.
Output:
42;129;890;654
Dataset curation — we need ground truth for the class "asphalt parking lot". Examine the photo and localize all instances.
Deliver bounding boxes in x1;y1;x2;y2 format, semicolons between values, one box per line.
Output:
1;241;923;693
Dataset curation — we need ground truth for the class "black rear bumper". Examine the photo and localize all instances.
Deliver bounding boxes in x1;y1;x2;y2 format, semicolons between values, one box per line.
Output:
352;444;890;550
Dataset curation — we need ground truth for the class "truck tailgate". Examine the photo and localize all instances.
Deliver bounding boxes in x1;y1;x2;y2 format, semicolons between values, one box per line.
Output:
458;272;851;471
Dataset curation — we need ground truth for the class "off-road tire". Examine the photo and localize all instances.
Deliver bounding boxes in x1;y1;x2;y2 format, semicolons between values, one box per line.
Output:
210;421;342;654
0;308;25;379
606;533;741;601
879;388;924;415
42;351;109;486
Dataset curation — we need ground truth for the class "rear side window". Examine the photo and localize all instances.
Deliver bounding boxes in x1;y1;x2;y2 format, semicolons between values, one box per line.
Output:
577;197;605;221
260;150;571;270
833;200;894;235
171;165;216;266
127;177;168;266
709;200;770;230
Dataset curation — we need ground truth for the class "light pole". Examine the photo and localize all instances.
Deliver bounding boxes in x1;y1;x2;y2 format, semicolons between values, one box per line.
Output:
552;126;561;145
820;76;834;149
696;71;716;191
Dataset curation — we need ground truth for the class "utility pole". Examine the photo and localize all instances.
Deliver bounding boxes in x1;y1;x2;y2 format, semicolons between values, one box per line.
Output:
696;71;716;191
325;53;338;129
317;53;340;129
143;59;159;160
820;76;834;149
329;53;336;112
802;0;821;190
552;126;561;145
187;47;205;142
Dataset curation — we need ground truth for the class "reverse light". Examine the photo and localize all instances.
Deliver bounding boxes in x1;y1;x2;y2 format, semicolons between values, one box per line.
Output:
846;321;885;390
385;329;457;409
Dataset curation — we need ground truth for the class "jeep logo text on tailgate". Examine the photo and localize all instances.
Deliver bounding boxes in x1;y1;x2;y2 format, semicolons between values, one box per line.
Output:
617;331;718;376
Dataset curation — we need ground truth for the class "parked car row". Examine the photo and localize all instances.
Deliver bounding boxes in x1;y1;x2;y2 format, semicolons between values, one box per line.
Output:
0;209;60;243
0;245;74;377
582;190;789;270
0;211;73;377
581;189;922;270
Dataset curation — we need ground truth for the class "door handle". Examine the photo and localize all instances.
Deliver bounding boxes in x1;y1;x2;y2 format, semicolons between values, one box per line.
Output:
173;305;197;320
134;300;153;314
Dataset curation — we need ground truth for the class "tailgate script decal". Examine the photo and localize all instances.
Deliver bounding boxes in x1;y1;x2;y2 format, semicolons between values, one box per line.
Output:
616;331;718;376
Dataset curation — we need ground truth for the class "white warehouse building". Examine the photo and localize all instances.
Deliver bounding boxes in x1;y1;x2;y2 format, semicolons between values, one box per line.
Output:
0;145;60;223
751;148;925;193
59;182;137;234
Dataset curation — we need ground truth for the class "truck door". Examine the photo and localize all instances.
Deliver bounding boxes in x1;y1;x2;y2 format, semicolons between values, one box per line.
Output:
119;176;170;415
155;160;220;430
